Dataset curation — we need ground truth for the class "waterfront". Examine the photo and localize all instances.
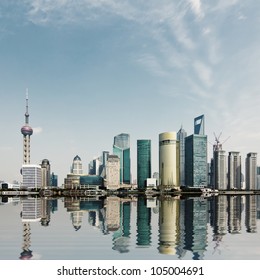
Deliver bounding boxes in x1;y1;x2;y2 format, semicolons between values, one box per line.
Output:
1;195;260;260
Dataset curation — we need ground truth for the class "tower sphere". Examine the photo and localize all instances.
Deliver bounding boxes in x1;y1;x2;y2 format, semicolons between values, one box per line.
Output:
21;125;33;136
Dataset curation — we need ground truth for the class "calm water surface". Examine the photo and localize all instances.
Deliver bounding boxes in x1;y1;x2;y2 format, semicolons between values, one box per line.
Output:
0;195;260;260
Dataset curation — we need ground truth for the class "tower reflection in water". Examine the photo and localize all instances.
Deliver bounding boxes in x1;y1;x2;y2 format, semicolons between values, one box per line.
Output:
20;198;41;260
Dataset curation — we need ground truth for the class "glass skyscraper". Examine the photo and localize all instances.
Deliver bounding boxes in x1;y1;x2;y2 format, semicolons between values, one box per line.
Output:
113;133;131;184
185;135;208;187
177;126;187;186
137;139;151;190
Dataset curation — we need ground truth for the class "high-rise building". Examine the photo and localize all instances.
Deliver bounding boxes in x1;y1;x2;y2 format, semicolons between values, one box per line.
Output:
245;152;257;190
159;132;180;189
137;139;151;190
21;90;33;165
105;155;120;190
185;115;207;187
213;150;227;190
22;164;42;189
228;152;241;190
40;159;51;187
194;115;205;135
177;126;187;186
71;155;83;175
113;133;131;184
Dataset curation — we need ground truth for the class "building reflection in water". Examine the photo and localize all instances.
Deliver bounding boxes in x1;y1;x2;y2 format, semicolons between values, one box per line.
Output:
136;196;151;247
210;195;228;255
158;196;180;255
13;194;260;260
228;196;242;234
184;197;208;260
245;195;257;233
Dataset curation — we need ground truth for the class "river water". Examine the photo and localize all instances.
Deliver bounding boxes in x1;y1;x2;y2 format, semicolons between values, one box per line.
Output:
0;194;260;260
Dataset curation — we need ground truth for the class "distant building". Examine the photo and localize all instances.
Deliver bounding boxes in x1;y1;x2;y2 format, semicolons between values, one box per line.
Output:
50;172;58;187
105;155;120;190
245;152;257;190
71;155;83;175
228;152;241;190
194;115;205;135
22;164;42;189
213;150;227;190
137;139;151;190
159;132;180;190
113;133;131;184
177;126;187;186
185;134;207;187
40;159;51;187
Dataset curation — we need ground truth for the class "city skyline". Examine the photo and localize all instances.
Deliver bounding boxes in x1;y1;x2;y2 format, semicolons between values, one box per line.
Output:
1;1;260;183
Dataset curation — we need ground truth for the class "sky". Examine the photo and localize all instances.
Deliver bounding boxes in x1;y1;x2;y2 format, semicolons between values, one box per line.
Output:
0;0;260;184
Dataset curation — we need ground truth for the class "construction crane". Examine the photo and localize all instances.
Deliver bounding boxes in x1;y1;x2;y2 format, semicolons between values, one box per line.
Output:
213;132;230;152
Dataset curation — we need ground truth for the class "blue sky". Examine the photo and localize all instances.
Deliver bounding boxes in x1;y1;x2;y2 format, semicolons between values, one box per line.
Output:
1;0;260;184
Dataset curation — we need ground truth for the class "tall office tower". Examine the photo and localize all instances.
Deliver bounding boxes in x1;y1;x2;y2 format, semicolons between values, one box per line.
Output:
113;133;131;184
177;126;187;186
71;155;83;175
185;115;207;187
194;114;205;135
213;150;227;190
105;155;120;190
228;152;241;190
185;135;207;187
245;152;257;190
137;139;151;190
21;90;33;164
159;132;180;189
22;164;42;189
40;159;51;187
50;172;58;187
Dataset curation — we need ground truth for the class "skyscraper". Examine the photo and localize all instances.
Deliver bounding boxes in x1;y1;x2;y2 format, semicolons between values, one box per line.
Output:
213;150;227;190
137;139;151;190
71;155;83;175
194;115;205;135
40;159;51;187
159;132;180;189
113;133;131;184
228;151;241;190
21;90;33;164
185;115;207;187
245;152;257;190
105;155;120;189
177;126;187;186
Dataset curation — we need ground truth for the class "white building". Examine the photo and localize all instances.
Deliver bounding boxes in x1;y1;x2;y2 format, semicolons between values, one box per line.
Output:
245;152;257;190
22;164;42;189
159;132;179;190
105;155;120;190
213;150;227;190
228;151;241;190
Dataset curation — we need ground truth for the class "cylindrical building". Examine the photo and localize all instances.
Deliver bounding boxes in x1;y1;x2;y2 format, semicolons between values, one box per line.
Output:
159;132;179;190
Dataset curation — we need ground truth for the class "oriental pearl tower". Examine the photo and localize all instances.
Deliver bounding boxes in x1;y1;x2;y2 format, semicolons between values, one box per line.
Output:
20;89;34;260
21;89;33;164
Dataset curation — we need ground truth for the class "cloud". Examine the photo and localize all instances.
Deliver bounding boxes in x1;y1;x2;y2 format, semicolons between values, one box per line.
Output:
188;0;204;19
33;127;43;134
193;60;213;88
